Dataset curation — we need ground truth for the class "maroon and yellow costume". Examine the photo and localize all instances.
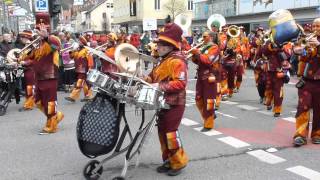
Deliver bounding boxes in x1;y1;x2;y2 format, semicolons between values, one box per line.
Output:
66;37;93;101
31;35;64;134
191;41;220;129
293;38;320;145
145;23;188;174
263;42;290;115
19;30;36;111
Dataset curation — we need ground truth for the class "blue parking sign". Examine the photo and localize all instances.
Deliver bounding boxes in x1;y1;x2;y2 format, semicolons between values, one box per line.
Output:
35;0;48;12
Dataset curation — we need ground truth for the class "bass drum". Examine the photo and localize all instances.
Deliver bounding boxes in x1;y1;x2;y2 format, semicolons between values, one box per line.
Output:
77;95;120;158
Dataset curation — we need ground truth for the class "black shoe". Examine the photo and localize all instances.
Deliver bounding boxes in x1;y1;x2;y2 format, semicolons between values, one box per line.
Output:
200;128;212;132
312;138;320;144
18;107;32;112
274;113;280;117
259;98;263;104
156;162;170;173
293;136;307;147
214;113;217;119
267;106;272;111
167;166;186;176
64;97;75;102
80;97;92;102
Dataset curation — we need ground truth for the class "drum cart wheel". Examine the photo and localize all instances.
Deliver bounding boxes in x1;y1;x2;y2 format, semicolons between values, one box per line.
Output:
0;105;6;116
112;176;125;180
83;160;103;180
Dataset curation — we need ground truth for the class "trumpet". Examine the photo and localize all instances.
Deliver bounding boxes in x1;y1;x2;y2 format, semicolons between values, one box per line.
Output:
227;25;240;38
60;42;79;54
186;41;204;59
299;33;316;47
94;42;109;51
6;36;42;64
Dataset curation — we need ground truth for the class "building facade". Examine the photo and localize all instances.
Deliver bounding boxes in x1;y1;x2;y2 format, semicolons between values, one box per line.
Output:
113;0;193;34
193;0;320;33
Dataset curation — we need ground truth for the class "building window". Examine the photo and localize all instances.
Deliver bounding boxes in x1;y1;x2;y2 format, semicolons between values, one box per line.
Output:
102;12;106;18
107;3;110;8
111;3;113;8
155;0;160;10
188;0;193;10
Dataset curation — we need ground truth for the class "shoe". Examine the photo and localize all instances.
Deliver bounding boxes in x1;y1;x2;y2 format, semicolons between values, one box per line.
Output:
222;96;228;101
234;89;239;93
167;166;186;176
228;94;233;98
311;137;320;144
293;136;307;147
18;107;32;112
56;111;64;124
267;106;272;111
64;97;75;102
259;98;263;104
156;162;170;173
274;113;280;117
80;97;92;102
200;128;212;132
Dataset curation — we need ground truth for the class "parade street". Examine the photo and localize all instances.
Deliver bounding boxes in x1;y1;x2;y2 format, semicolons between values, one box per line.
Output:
1;63;319;180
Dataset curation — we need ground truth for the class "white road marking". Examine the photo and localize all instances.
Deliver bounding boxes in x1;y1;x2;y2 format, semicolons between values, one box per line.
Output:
186;103;196;107
286;166;320;180
188;79;197;81
186;90;195;94
216;111;238;119
288;82;296;85
282;117;296;123
291;110;297;113
181;118;199;126
266;148;278;153
257;110;274;116
221;101;239;105
194;127;222;136
247;150;286;164
237;105;259;111
217;136;250;148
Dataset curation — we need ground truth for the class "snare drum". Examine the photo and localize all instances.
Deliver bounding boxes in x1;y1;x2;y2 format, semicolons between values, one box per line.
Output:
134;85;163;110
87;69;117;93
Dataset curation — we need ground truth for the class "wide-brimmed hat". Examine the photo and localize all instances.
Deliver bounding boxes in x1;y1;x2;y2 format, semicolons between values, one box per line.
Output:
20;30;33;40
156;23;183;49
49;35;61;50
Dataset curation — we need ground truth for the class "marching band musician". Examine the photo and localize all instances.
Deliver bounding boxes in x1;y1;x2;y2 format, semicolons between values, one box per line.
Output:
190;31;220;131
65;36;94;102
219;25;230;101
18;30;36;111
144;23;188;176
263;39;291;117
27;30;64;134
292;18;320;146
100;33;119;77
222;28;241;98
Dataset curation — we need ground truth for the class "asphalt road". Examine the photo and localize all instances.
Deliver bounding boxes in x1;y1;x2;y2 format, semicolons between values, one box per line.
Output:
0;63;319;180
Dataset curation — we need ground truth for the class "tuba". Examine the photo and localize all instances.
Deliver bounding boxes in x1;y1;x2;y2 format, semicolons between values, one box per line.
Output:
207;14;226;32
174;14;192;33
6;36;41;64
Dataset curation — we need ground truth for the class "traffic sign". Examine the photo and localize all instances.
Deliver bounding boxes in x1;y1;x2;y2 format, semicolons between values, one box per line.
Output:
35;0;48;12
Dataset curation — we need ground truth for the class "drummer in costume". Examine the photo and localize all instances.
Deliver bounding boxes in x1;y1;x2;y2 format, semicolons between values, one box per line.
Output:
28;31;64;134
18;30;36;111
219;25;230;101
144;23;189;176
65;36;94;102
191;31;220;131
292;18;320;146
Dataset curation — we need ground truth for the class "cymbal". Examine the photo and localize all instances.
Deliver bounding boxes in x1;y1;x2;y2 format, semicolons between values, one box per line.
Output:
111;72;152;87
120;49;157;63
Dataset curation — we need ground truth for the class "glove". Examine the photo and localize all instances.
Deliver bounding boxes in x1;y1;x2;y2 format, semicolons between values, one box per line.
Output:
190;48;200;55
72;42;80;51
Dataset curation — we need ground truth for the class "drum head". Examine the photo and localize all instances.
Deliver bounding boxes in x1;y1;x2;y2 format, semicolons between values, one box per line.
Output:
77;95;119;157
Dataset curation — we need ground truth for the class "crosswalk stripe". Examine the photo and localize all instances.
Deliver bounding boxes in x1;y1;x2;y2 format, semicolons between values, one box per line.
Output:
247;150;286;164
181;118;199;126
217;136;250;148
286;166;320;180
216;111;238;119
256;110;273;116
221;101;239;105
282;117;296;123
194;127;222;136
237;105;259;111
186;90;195;94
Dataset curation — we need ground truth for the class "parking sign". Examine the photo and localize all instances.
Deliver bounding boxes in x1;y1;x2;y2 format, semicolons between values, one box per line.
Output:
35;0;48;12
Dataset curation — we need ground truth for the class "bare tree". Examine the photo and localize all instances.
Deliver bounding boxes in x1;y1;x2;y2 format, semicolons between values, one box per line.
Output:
163;0;186;20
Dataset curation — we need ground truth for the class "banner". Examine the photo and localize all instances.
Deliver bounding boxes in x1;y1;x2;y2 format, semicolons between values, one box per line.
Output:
74;0;84;6
143;19;157;31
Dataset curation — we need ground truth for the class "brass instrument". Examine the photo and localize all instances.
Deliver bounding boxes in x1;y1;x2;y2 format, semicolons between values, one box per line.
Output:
174;14;192;33
227;25;240;38
186;41;204;59
6;36;42;64
299;33;317;47
207;14;226;32
94;42;109;51
59;42;79;54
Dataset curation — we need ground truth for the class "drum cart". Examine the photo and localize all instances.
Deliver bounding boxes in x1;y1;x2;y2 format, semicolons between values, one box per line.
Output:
82;96;159;180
